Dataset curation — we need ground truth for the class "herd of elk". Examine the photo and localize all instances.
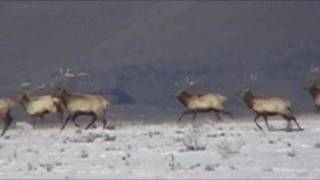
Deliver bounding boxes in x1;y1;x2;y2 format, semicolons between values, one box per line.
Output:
1;67;320;137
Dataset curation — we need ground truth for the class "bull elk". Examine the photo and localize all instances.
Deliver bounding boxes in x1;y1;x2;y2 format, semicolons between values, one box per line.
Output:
174;77;233;122
52;88;111;130
18;83;64;128
241;74;303;131
19;92;64;128
0;98;16;136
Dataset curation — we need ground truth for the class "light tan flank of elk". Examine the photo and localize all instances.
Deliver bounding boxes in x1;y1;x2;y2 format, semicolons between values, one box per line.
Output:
52;88;111;130
241;74;303;131
0;98;16;136
175;78;233;122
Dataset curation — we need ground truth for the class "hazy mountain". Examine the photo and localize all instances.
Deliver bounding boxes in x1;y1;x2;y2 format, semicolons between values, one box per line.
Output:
1;1;320;116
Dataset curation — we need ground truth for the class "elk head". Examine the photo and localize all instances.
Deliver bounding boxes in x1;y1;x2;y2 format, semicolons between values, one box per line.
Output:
50;67;87;90
305;65;320;91
18;82;46;102
174;76;197;97
19;82;46;95
237;73;257;98
52;87;70;99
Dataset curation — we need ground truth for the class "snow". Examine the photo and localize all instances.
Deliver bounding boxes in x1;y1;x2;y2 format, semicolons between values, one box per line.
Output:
0;116;320;179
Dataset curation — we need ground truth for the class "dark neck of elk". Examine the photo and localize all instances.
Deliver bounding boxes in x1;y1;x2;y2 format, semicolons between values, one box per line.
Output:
242;89;254;109
18;93;30;110
54;89;71;105
176;90;192;107
308;84;320;99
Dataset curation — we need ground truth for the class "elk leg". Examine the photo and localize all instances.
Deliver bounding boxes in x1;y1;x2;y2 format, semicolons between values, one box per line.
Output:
61;115;73;130
177;110;191;122
220;110;234;120
1;113;13;137
101;111;107;129
39;115;45;127
282;115;292;131
215;112;223;121
286;120;292;132
254;114;263;130
290;115;303;131
192;112;197;122
102;117;107;129
262;115;272;130
32;116;37;129
85;114;97;130
56;105;64;124
71;113;81;127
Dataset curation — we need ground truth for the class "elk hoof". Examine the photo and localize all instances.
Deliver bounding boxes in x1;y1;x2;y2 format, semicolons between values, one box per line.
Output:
267;126;275;131
285;128;293;132
91;124;97;129
104;126;115;130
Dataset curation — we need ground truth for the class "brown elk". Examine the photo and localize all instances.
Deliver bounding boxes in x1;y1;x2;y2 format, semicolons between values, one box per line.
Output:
18;83;64;128
175;78;233;122
241;74;303;131
0;98;16;136
305;66;320;112
52;88;111;130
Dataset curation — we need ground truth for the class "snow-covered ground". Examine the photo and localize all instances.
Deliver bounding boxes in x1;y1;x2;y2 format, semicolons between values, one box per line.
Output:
0;115;320;179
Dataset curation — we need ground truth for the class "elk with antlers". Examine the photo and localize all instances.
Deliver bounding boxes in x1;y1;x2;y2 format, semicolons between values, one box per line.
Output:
175;77;233;122
241;74;303;131
18;83;64;128
0;98;16;136
52;88;111;130
305;66;320;112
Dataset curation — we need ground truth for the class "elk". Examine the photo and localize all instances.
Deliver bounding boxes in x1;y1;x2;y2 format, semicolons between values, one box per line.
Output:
241;74;303;131
52;88;111;130
174;77;233;122
305;66;320;112
18;84;64;128
0;98;16;136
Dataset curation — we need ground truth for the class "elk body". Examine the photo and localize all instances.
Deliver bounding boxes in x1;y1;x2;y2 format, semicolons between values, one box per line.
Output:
19;93;64;128
52;88;111;130
0;98;16;136
241;88;303;131
306;84;320;112
175;89;233;122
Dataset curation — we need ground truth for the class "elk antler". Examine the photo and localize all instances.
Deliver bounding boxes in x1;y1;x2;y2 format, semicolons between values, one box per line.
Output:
59;67;87;78
20;82;47;95
242;72;258;91
53;67;88;89
21;82;31;89
307;65;320;85
310;65;320;73
174;76;198;95
249;73;257;82
185;76;198;87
